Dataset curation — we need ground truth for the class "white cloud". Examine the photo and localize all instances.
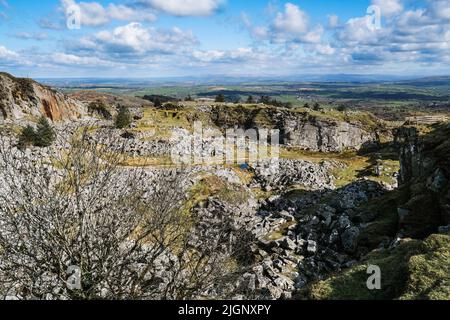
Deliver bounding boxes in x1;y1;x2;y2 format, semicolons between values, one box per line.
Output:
52;52;115;66
60;0;156;27
74;23;197;58
192;47;264;63
15;32;48;41
0;45;18;60
427;0;450;21
327;14;340;28
371;0;403;18
337;16;387;44
251;26;269;40
7;0;450;76
38;18;63;30
273;3;309;35
270;3;323;43
300;27;324;44
141;0;223;17
0;45;30;68
313;43;335;55
61;0;108;26
240;12;269;41
331;0;450;71
107;4;156;22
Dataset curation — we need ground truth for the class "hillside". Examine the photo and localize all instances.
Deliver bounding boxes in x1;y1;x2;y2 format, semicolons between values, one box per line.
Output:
0;72;85;122
0;74;449;300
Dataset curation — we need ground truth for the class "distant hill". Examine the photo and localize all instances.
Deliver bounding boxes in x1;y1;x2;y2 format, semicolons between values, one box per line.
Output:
37;74;425;87
392;76;450;87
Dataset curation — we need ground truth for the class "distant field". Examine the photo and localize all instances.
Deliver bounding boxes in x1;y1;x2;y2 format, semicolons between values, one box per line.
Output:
54;78;450;121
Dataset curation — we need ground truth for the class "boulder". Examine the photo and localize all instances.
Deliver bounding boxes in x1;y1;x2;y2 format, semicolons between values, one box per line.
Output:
341;227;360;252
280;237;297;251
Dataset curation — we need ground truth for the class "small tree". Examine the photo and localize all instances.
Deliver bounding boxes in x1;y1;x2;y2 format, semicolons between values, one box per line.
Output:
34;116;55;147
337;104;347;112
312;102;321;111
18;125;37;149
259;96;271;105
215;94;225;103
246;95;255;104
303;102;310;109
154;98;162;108
185;95;193;102
115;106;132;129
88;101;112;120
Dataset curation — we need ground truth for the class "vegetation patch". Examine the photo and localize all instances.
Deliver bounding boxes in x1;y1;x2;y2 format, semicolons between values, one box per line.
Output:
300;239;424;300
189;175;250;209
18;116;55;148
401;234;450;300
115;106;132;129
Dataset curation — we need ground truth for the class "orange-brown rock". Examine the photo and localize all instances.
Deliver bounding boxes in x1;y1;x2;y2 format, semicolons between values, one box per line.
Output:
0;72;85;122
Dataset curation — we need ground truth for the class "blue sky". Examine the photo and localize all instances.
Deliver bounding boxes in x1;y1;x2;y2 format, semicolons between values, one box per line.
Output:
0;0;449;78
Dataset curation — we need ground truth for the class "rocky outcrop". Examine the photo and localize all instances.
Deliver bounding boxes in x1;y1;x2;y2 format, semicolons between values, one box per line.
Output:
250;159;335;191
395;124;450;237
0;72;85;122
279;115;378;152
208;105;379;152
237;180;387;299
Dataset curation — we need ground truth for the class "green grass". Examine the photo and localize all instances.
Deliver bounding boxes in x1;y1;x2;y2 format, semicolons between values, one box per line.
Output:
300;233;450;300
401;234;450;300
188;174;250;209
300;239;425;300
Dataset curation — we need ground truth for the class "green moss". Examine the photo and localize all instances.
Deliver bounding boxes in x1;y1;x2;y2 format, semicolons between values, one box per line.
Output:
401;234;450;300
265;221;296;241
300;240;424;300
136;106;218;139
300;233;450;300
189;175;250;209
208;104;275;129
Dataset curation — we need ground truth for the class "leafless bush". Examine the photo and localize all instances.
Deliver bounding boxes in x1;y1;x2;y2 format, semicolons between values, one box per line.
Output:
0;127;252;300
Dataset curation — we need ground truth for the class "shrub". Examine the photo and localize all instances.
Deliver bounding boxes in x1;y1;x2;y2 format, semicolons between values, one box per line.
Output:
34;116;55;147
88;101;112;119
18;117;56;148
154;98;162;108
18;125;37;149
215;94;226;103
312;102;321;111
337;104;347;112
115;106;132;129
258;96;291;108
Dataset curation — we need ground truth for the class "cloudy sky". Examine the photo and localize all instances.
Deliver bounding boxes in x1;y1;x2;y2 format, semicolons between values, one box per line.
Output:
0;0;449;78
